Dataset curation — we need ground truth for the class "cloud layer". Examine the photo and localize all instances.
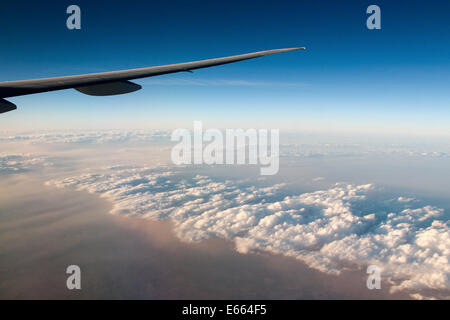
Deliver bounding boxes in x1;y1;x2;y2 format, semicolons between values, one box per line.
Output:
46;166;449;297
2;130;449;161
0;154;52;173
0;130;171;144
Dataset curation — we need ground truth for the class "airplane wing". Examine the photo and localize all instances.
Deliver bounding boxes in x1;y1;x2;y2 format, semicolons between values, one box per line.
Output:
0;47;305;114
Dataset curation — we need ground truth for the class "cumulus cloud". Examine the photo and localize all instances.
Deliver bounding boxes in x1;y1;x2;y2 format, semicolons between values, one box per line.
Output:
0;153;52;173
397;196;415;203
46;166;449;297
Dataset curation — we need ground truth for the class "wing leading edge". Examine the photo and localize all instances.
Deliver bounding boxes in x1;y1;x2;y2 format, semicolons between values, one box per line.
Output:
0;47;305;113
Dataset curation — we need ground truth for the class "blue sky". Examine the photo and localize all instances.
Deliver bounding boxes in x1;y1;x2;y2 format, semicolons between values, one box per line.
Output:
1;0;449;134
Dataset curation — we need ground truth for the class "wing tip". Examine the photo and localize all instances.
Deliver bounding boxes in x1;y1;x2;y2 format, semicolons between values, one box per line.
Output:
255;46;306;56
286;46;307;51
263;47;307;56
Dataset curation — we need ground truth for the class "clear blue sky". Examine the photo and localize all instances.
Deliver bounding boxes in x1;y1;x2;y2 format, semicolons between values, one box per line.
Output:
1;0;449;134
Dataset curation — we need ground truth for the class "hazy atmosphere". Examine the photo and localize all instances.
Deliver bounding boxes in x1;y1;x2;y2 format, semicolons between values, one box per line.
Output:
1;131;449;299
1;0;449;301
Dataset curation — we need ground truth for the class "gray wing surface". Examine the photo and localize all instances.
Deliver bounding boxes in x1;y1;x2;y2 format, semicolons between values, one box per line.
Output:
0;47;305;113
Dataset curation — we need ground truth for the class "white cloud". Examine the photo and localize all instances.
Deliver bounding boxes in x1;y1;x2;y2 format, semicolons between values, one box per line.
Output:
0;130;171;144
397;196;416;203
0;153;52;173
46;166;450;297
279;142;450;159
2;130;449;163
